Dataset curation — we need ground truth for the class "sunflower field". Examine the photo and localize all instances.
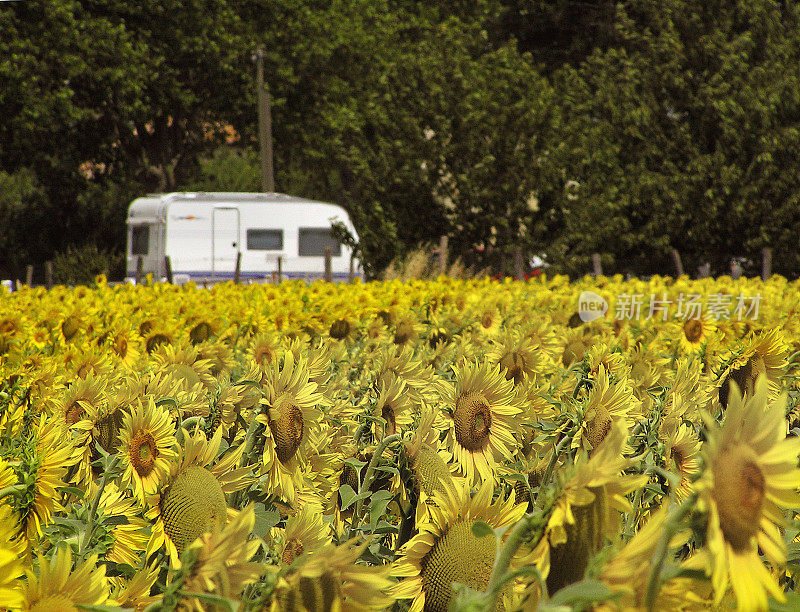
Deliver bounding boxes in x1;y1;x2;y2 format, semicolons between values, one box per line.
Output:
1;273;800;611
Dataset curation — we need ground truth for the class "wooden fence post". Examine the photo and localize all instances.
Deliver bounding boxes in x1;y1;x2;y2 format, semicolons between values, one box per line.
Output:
349;254;355;282
135;256;144;285
277;256;282;283
324;247;332;282
438;236;448;276
164;256;174;284
514;247;524;280
592;253;603;277
25;265;33;287
671;249;684;277
233;252;242;285
762;247;773;280
45;261;53;290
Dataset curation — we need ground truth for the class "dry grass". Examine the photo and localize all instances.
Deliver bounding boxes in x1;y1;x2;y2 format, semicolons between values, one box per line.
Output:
381;243;486;280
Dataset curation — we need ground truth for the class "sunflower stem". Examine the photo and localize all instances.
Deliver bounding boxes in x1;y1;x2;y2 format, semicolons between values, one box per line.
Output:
539;433;571;493
80;453;120;557
177;416;204;443
0;484;26;502
349;433;401;539
481;496;556;610
643;492;697;611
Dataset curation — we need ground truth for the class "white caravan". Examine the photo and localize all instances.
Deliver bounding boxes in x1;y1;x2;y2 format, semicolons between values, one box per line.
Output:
125;192;361;283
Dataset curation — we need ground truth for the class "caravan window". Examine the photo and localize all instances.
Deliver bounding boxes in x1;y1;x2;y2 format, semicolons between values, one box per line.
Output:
298;227;341;257
131;225;149;255
247;229;283;250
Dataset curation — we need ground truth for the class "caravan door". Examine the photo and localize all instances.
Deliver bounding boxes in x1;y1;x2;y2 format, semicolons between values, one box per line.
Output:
212;207;240;279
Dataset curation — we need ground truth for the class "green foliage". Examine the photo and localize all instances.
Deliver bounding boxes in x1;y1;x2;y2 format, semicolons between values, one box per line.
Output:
0;168;51;279
184;148;262;193
1;0;800;278
51;244;124;286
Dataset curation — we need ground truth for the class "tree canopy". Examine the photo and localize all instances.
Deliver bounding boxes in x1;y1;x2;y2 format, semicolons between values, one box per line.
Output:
1;0;799;279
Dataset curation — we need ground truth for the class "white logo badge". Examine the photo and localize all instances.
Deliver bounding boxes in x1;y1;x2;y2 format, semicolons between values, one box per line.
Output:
578;291;608;322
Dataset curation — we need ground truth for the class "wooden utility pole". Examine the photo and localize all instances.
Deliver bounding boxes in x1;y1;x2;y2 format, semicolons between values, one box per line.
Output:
671;249;684;277
762;247;773;280
438;236;448;276
514;247;524;280
252;47;275;193
164;256;173;284
324;247;333;282
592;253;603;276
234;253;242;285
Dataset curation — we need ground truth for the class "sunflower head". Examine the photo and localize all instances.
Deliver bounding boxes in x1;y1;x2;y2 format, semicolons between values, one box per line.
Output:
421;520;496;612
161;465;228;556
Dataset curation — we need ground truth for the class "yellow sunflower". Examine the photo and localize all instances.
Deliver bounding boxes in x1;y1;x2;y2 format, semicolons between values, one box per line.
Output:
371;373;417;439
20;546;109;610
694;375;800;610
258;351;327;504
270;537;396;611
391;479;526;612
179;505;263;611
485;330;544;386
248;331;285;369
572;365;639;455
678;317;716;354
443;360;523;484
13;416;79;543
150;341;217;392
403;408;461;525
715;328;787;409
0;504;25;610
270;501;333;566
662;422;701;503
96;484;150;567
597;504;696;611
542;421;647;594
118;398;178;502
146;426;253;568
110;563;160;611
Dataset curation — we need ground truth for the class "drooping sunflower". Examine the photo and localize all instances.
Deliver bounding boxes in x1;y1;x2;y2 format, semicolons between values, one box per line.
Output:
374;344;440;407
403;407;461;525
391;479;526;612
0;504;25;610
12;415;79;544
258;351;328;504
270;501;333;566
541;421;647;595
96;484;150;567
150;341;217;392
110;563;161;611
270;537;396;611
572;365;639;455
694;375;800;610
661;422;701;503
442;360;524;484
715;328;787;409
560;329;595;368
118;397;178;502
597;504;698;611
179;505;263;611
20;546;109;610
146;427;254;568
45;374;108;487
485;330;544;386
371;373;417;440
194;338;236;377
